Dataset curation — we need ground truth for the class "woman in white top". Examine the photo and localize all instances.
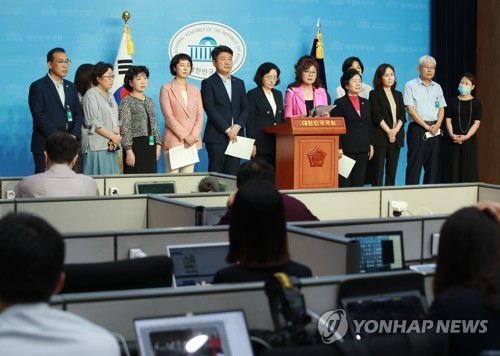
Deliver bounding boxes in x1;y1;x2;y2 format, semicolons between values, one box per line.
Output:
160;53;204;173
335;56;372;100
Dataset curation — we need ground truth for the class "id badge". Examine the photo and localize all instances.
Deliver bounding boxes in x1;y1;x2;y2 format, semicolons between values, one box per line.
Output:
67;109;73;122
435;101;439;108
149;135;154;146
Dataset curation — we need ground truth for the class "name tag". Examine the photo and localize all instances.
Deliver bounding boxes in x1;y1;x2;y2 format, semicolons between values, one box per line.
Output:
149;135;154;146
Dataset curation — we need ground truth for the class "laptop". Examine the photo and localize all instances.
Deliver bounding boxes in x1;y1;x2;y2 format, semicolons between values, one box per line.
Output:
345;231;405;273
166;242;231;287
134;181;176;194
339;289;428;340
134;309;254;356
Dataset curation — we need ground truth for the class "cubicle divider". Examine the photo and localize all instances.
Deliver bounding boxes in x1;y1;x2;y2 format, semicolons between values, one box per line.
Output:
0;200;15;218
293;215;448;264
0;172;237;198
478;183;500;203
53;270;435;342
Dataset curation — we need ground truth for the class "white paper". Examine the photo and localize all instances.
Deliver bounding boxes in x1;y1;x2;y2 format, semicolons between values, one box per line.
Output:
224;136;255;160
338;155;356;178
169;144;199;170
312;104;336;116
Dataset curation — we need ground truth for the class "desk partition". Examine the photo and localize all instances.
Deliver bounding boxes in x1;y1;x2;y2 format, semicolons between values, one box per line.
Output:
0;200;15;218
1;177;105;199
55;270;434;342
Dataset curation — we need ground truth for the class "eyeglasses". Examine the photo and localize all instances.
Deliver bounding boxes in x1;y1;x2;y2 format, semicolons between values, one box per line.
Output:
101;75;116;79
420;65;436;70
54;59;71;65
304;70;317;75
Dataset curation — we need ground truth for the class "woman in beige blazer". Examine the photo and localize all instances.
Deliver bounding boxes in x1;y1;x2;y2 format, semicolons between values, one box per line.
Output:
160;53;204;173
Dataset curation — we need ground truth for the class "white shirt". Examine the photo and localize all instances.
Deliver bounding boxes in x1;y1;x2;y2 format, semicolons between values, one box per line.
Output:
0;303;120;356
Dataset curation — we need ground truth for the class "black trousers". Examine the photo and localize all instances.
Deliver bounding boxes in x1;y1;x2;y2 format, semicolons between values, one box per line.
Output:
372;144;400;186
339;152;369;188
206;142;240;175
405;122;442;185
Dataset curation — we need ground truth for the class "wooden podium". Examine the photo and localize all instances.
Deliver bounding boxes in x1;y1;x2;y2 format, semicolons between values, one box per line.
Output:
265;116;346;189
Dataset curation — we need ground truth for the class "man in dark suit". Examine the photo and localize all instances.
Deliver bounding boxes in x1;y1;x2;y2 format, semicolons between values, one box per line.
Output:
28;47;83;173
201;45;249;175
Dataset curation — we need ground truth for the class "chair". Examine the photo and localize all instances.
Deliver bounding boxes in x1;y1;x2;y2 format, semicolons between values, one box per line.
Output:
60;255;173;293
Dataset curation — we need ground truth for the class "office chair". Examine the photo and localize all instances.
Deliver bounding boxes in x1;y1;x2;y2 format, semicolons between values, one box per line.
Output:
60;255;173;293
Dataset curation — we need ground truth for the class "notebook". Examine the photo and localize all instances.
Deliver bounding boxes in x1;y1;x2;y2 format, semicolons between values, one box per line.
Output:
134;309;254;356
134;181;176;194
166;242;230;287
346;231;405;273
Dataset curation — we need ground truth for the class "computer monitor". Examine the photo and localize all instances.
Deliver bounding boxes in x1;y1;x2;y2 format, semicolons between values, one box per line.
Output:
134;309;254;356
134;181;176;194
166;242;231;287
345;231;405;273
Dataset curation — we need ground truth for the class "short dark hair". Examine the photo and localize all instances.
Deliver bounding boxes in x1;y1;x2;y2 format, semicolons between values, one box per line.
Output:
123;65;150;92
372;63;397;90
45;132;79;164
0;213;65;304
341;56;365;73
47;47;66;63
91;61;113;86
290;55;322;88
211;45;233;61
226;180;289;267
169;53;193;76
236;158;276;188
340;68;362;91
253;62;281;86
74;63;94;96
461;72;476;86
433;206;500;312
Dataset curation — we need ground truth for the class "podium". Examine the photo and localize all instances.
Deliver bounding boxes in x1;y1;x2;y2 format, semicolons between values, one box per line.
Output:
265;116;346;189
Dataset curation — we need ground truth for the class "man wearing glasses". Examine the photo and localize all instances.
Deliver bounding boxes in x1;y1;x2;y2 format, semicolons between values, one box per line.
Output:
403;55;447;185
28;47;83;173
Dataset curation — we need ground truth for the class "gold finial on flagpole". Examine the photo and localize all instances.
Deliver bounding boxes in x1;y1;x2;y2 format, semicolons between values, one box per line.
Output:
122;11;131;23
315;18;324;59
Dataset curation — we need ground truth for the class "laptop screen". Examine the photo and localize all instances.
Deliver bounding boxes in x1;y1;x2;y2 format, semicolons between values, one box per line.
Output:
346;231;405;273
339;290;428;340
166;242;231;287
134;309;254;356
135;181;176;194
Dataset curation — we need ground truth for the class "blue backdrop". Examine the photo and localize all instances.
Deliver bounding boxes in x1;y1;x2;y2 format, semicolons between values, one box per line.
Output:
0;0;430;186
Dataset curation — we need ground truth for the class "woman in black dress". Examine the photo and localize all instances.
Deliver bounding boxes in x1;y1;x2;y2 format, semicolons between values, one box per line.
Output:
444;73;482;182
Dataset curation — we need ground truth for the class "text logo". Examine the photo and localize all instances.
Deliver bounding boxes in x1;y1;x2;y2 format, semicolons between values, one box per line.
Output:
168;21;246;80
317;309;349;344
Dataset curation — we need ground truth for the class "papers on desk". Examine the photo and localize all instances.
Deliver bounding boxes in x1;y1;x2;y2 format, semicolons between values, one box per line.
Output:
338;155;356;178
224;136;255;160
169;144;200;170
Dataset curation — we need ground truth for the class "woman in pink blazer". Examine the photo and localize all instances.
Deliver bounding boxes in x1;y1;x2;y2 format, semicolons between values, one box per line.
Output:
160;53;204;173
284;55;329;118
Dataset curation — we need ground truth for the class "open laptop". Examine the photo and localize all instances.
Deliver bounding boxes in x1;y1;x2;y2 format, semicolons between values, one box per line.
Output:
345;231;405;273
166;242;230;287
134;309;254;356
134;181;176;195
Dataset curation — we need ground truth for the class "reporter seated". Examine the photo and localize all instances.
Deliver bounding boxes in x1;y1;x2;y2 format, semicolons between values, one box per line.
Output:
61;256;173;293
216;158;318;225
14;132;99;198
213;179;312;284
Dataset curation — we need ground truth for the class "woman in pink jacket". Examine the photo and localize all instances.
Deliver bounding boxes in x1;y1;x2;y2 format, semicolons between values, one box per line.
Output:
160;53;204;173
284;55;329;118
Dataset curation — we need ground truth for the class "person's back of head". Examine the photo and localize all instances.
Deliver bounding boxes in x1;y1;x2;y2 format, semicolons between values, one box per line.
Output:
45;132;79;165
0;213;64;305
236;158;276;188
433;206;500;302
227;179;289;268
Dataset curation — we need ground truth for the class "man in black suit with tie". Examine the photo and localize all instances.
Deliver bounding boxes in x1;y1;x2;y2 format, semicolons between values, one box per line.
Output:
201;45;249;175
28;47;83;173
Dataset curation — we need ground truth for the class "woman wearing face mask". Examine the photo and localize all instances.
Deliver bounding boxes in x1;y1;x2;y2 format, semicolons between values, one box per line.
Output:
444;73;482;183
